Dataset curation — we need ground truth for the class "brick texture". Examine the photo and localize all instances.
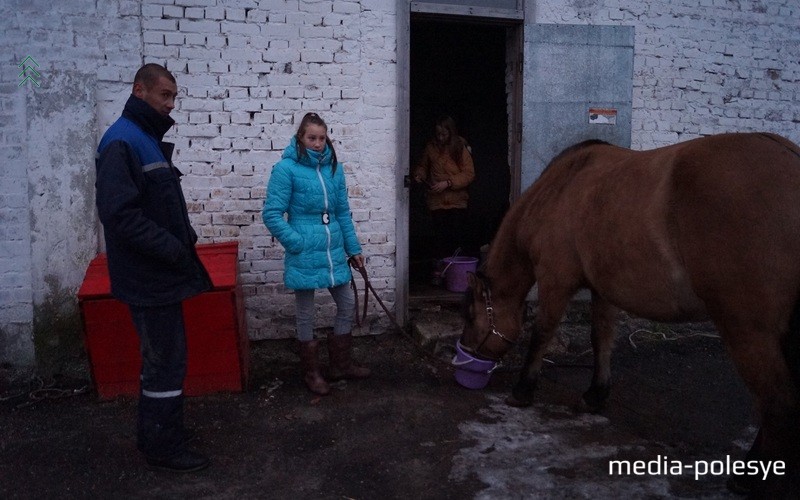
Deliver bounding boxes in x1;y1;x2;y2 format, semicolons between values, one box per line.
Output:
536;0;800;148
1;0;799;357
140;0;398;339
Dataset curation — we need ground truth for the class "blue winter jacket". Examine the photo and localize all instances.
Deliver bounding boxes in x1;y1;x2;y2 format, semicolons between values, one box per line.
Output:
262;138;362;290
95;95;212;306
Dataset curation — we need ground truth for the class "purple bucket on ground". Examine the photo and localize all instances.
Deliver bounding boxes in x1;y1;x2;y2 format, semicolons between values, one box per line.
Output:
441;256;479;293
452;340;498;389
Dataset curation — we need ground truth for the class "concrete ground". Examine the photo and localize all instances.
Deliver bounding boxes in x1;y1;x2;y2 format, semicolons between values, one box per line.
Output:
0;300;755;499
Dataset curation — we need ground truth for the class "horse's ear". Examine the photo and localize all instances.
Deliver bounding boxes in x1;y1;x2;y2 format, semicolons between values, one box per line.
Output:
466;272;480;290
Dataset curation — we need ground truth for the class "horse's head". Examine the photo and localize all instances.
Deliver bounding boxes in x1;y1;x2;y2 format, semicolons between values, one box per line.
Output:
459;271;519;362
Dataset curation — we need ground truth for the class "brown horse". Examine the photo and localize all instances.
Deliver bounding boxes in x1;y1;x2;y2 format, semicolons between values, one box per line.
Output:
461;132;800;493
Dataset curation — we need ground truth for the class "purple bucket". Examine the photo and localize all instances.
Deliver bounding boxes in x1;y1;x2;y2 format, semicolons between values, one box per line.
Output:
452;340;498;389
441;257;479;293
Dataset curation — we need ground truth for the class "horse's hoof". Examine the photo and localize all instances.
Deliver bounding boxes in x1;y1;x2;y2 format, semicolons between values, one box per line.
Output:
574;397;605;414
575;397;606;413
577;386;610;413
506;394;533;407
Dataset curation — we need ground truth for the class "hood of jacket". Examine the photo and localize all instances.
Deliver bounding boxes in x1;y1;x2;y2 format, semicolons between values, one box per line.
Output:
282;136;333;168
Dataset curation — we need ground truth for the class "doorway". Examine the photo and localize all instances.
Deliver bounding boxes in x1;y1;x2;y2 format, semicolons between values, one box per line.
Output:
408;18;513;297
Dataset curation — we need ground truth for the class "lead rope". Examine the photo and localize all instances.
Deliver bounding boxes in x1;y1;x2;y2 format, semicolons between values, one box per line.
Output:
349;259;402;332
349;260;454;372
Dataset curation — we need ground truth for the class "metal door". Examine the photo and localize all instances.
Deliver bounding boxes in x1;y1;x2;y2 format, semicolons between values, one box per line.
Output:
520;24;634;191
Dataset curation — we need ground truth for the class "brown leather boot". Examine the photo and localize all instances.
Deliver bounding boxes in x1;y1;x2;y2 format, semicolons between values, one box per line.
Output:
298;340;330;395
327;333;371;380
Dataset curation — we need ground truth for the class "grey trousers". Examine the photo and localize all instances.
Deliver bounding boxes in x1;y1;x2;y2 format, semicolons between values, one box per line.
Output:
294;283;355;342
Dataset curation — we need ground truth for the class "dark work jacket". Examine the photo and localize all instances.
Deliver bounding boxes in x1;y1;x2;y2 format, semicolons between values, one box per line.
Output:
95;95;212;306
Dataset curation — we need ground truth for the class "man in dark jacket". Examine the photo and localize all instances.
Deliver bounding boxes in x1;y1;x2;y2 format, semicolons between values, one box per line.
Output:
95;63;213;472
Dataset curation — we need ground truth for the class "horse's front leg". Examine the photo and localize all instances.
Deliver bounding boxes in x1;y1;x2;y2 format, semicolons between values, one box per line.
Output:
577;294;618;413
507;287;571;407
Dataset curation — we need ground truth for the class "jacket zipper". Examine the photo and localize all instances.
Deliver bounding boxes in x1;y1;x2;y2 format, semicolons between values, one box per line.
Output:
316;157;335;286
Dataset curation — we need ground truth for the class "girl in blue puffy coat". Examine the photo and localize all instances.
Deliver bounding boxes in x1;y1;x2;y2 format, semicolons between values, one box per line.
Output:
263;112;370;395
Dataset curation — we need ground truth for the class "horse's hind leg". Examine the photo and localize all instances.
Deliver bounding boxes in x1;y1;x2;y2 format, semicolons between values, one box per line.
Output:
577;294;618;413
507;283;573;408
722;325;800;495
726;332;799;456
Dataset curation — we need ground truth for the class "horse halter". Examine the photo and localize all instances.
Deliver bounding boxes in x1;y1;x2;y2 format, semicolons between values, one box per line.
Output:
472;286;517;360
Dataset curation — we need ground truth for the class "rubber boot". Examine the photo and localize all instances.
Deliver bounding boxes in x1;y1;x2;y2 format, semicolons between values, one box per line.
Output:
298;340;330;395
327;333;371;380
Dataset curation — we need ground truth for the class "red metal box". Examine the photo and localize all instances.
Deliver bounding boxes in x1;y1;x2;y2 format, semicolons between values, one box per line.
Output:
77;242;249;399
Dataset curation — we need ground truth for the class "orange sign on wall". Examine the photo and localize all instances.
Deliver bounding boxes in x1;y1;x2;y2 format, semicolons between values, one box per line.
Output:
589;108;617;125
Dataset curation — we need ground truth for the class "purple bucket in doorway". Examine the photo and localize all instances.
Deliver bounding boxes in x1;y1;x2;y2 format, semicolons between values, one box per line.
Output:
441;256;479;293
452;340;498;389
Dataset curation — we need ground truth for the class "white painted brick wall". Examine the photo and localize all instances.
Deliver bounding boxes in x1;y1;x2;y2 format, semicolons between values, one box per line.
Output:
2;0;800;361
0;77;34;365
137;0;400;339
536;0;800;148
0;0;141;365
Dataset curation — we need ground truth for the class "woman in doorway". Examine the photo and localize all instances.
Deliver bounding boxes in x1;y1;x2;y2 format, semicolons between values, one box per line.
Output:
262;112;370;396
413;115;475;267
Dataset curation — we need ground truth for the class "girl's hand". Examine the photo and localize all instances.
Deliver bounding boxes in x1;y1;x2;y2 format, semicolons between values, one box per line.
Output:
430;180;449;193
349;254;365;269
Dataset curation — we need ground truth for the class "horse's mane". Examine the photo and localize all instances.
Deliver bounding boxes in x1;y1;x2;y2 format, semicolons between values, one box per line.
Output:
462;271;478;321
461;269;492;322
544;139;611;174
526;139;613;205
480;139;614;301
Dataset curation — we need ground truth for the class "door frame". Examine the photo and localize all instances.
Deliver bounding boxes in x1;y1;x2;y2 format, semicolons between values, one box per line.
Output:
396;0;525;324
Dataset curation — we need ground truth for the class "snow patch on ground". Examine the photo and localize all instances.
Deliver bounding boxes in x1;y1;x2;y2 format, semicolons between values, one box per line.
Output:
450;395;675;498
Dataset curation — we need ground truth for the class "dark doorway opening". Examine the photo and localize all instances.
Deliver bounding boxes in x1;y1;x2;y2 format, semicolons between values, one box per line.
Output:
409;19;511;295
